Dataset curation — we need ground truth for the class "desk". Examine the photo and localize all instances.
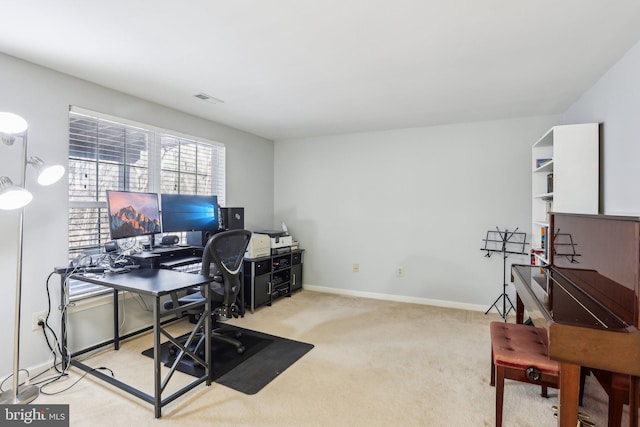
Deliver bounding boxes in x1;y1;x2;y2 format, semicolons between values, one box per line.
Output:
69;269;215;418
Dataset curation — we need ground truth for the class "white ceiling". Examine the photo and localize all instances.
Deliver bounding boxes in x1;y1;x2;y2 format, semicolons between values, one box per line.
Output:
2;1;640;141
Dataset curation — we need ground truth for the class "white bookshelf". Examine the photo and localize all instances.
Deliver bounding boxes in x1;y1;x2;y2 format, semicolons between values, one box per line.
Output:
531;123;599;265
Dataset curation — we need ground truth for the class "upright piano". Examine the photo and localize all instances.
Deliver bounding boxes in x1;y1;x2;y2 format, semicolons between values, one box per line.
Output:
511;213;640;427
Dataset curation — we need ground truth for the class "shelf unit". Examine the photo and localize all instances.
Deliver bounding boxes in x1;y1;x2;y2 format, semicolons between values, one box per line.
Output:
243;249;304;313
531;123;599;265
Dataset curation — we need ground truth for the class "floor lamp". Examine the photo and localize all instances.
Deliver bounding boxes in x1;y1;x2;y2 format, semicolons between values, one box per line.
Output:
0;112;65;404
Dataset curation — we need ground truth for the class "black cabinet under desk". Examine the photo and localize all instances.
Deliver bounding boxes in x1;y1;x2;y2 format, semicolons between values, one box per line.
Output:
243;249;304;313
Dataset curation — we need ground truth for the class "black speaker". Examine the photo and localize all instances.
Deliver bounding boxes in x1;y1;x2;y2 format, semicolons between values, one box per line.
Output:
161;235;179;245
104;241;118;253
221;207;244;230
186;229;219;246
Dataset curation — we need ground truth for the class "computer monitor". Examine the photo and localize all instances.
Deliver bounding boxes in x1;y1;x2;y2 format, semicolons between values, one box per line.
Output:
106;190;162;240
160;194;219;233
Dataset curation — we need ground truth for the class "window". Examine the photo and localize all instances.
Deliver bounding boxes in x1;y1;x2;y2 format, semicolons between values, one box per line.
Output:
67;107;225;299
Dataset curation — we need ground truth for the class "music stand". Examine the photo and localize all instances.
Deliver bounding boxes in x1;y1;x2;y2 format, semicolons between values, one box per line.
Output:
481;227;528;320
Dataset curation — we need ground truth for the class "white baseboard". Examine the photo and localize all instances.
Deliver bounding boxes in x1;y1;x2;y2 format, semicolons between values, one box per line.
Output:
302;284;489;313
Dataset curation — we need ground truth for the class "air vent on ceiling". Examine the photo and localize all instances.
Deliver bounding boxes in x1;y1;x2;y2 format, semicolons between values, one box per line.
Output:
194;93;224;105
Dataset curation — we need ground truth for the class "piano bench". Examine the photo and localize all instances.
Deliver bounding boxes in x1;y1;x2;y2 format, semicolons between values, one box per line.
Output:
490;322;560;427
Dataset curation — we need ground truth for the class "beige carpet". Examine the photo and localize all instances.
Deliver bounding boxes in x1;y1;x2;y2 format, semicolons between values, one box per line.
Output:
33;290;630;426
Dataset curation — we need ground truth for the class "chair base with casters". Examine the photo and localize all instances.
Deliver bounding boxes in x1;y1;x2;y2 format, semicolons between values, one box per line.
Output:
165;286;245;355
164;229;252;358
490;322;560;427
167;322;245;357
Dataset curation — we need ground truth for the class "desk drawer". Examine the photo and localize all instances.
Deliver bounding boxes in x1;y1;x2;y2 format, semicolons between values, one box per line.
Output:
253;260;271;276
292;252;302;265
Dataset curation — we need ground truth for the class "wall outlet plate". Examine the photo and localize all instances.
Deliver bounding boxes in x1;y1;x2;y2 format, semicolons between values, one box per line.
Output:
32;310;47;331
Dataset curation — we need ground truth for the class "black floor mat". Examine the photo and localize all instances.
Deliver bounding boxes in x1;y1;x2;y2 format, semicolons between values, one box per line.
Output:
142;325;313;395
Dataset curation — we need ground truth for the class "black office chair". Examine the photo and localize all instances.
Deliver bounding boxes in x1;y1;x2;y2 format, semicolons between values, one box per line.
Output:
166;229;252;355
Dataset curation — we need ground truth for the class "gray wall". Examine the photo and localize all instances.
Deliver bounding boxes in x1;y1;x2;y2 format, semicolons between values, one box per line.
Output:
274;116;558;307
0;52;274;373
563;39;640;215
273;38;640;312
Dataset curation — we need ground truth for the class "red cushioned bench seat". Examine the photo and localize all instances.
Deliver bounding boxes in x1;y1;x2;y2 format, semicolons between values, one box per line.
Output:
490;321;560;427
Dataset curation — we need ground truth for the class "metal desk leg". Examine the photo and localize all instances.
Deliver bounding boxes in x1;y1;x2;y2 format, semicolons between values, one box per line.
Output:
113;289;120;350
204;284;212;384
153;297;161;418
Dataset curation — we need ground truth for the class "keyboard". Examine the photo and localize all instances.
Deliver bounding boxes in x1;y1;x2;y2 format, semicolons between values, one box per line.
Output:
150;247;178;253
159;257;202;269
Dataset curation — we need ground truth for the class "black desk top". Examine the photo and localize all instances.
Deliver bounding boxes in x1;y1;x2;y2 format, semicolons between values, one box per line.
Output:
71;268;214;297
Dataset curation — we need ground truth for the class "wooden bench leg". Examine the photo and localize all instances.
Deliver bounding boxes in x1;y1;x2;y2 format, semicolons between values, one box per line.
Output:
496;365;505;427
491;348;496;387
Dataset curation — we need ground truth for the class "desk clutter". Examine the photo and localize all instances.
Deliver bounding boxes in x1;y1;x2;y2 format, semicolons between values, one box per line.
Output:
58;249;142;275
63;222;305;317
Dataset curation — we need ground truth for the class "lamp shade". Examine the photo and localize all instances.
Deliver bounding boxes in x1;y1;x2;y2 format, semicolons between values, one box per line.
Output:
28;157;65;186
37;164;65;186
0;112;28;135
0;176;33;210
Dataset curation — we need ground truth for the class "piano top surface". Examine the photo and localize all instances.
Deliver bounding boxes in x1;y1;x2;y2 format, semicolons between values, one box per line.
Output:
512;264;631;331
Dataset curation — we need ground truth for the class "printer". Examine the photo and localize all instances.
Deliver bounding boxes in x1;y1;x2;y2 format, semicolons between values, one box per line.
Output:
245;233;271;259
256;230;293;254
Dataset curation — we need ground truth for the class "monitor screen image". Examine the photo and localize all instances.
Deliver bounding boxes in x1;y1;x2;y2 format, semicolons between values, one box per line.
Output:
106;190;162;239
161;194;219;233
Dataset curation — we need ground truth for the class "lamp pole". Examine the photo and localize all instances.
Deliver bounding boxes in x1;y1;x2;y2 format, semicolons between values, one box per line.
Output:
0;129;39;404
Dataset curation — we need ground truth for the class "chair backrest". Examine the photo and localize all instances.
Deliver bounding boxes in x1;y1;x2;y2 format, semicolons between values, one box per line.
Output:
201;229;252;317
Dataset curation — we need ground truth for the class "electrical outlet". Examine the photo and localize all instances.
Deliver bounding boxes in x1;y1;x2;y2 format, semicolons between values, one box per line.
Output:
31;311;47;331
396;267;404;277
353;263;359;273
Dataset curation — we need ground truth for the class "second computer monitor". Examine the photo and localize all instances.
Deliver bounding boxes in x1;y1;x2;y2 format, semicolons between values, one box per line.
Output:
161;194;219;233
